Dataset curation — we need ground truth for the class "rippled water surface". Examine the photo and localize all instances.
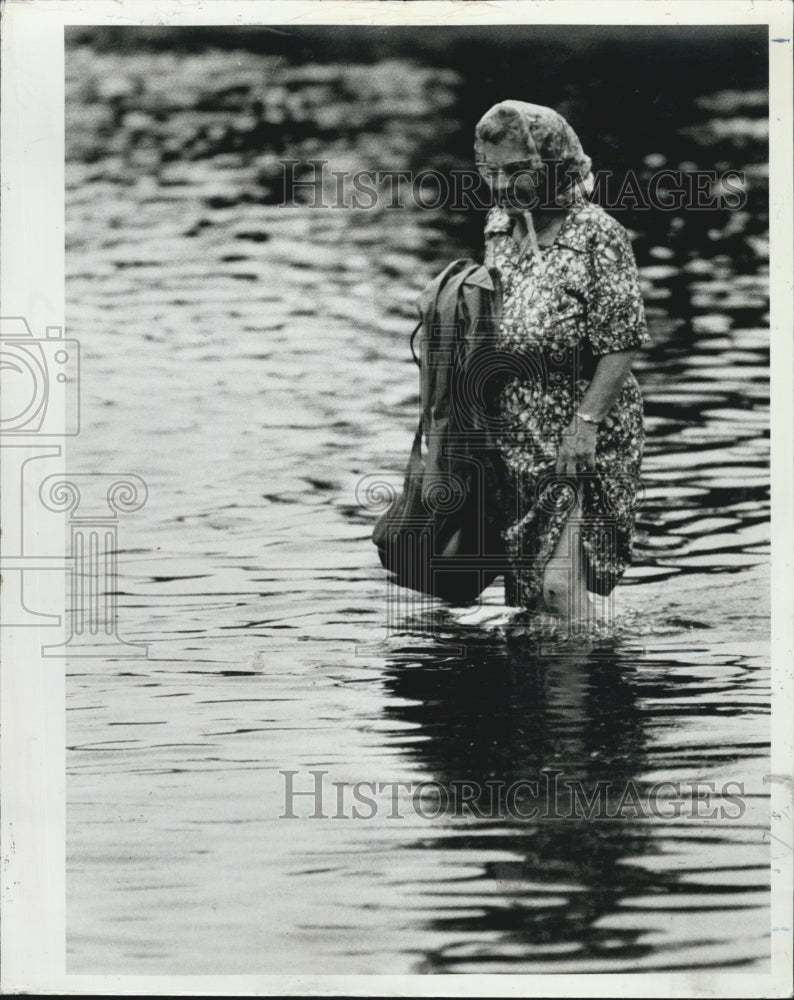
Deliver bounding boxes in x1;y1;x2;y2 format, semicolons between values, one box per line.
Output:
65;37;770;974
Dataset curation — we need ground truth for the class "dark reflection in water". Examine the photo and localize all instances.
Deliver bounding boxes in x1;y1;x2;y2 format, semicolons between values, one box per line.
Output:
385;640;653;969
380;632;768;972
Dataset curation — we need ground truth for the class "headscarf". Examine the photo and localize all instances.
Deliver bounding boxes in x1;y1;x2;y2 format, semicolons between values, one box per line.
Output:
474;100;593;206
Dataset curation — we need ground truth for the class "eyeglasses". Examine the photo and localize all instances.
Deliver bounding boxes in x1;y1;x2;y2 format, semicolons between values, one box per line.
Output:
475;158;541;181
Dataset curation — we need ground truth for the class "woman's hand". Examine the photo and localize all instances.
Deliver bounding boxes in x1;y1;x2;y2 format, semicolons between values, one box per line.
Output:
555;418;597;476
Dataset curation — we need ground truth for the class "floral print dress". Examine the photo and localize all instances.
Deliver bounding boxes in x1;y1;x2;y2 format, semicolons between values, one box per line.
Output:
483;201;650;607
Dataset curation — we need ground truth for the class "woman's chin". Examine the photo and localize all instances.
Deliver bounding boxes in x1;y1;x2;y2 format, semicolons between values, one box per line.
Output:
499;200;535;217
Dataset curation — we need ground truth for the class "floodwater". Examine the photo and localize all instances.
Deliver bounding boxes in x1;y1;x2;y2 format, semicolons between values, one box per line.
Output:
64;41;770;974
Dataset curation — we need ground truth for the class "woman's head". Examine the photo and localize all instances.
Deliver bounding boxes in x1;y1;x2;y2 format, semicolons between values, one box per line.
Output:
474;101;592;210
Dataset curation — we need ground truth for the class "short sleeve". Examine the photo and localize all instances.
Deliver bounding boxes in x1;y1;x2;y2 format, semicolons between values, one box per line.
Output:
586;220;650;355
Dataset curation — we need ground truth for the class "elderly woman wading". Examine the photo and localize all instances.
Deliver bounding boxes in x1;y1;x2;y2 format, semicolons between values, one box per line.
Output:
474;101;649;623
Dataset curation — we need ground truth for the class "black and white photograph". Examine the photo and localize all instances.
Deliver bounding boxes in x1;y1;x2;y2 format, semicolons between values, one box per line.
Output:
1;0;792;994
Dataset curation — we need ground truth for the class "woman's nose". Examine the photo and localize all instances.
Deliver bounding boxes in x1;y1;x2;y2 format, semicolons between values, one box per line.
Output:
492;174;510;198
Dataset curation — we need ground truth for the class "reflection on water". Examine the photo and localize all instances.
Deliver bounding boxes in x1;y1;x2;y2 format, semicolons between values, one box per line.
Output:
64;32;769;974
380;635;768;972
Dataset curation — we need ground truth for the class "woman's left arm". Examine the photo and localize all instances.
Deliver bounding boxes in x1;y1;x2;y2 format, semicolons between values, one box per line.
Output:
555;348;637;476
557;216;649;477
577;348;637;422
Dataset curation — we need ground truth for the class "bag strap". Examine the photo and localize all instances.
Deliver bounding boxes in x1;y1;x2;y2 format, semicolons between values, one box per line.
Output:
410;258;473;368
409;319;422;368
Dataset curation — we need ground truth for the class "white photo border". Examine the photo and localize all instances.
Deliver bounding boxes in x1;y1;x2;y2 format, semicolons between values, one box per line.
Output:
1;0;791;995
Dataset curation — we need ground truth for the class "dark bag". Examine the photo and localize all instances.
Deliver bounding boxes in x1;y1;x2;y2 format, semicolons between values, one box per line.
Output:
371;261;504;604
